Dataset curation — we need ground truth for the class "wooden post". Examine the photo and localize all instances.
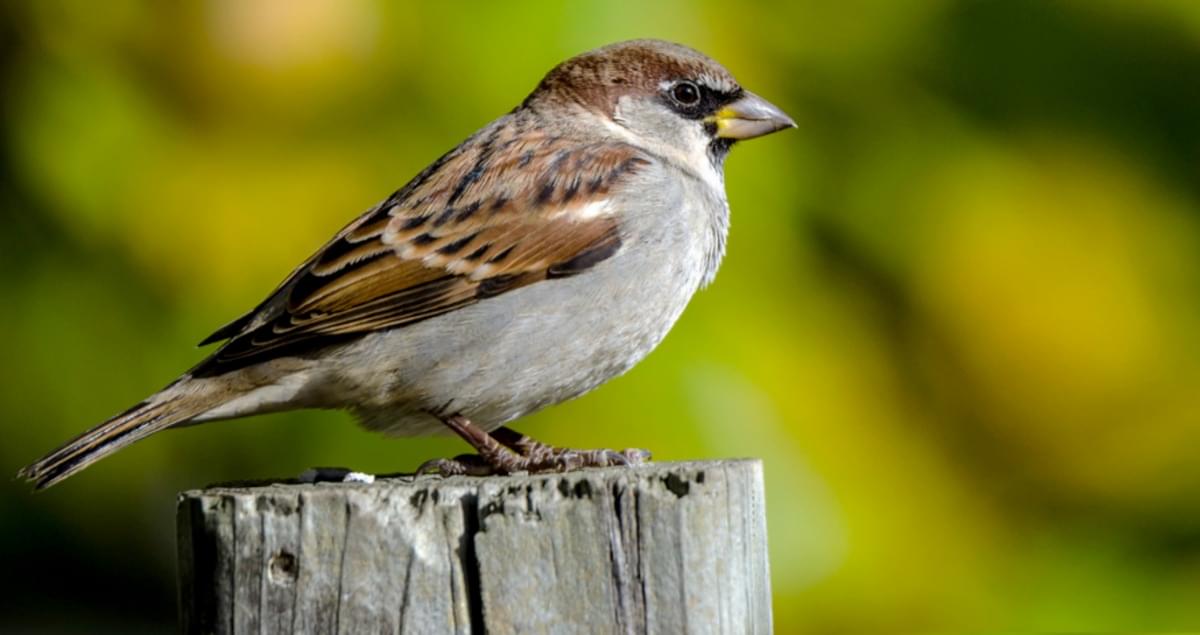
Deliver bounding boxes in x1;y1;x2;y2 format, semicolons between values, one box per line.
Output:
177;459;771;634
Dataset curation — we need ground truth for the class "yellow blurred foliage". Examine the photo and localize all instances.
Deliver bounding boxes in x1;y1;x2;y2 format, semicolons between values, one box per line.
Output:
920;139;1200;503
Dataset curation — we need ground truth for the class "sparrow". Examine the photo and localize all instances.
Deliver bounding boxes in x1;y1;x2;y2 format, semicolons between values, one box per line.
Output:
20;39;795;489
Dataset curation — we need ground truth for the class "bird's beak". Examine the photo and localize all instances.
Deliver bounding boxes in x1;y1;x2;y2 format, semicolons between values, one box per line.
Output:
711;91;796;140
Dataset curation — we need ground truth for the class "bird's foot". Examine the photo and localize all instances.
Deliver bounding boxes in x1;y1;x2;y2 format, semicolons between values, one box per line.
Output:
492;426;651;471
416;417;651;477
416;454;495;476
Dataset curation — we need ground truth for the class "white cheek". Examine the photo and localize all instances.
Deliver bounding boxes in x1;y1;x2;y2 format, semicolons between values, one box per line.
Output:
677;124;725;190
608;96;726;193
683;123;712;153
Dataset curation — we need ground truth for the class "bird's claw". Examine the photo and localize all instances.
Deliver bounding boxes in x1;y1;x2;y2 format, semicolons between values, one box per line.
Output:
416;418;651;477
541;447;651;471
416;454;494;477
415;446;652;477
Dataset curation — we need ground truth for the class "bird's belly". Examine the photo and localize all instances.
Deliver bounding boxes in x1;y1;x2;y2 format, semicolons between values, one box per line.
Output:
341;237;704;436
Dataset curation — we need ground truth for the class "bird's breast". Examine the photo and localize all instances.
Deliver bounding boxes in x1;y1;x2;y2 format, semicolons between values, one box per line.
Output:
342;162;728;433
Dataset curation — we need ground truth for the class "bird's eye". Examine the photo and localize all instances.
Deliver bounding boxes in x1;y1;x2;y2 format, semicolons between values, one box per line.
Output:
671;81;701;106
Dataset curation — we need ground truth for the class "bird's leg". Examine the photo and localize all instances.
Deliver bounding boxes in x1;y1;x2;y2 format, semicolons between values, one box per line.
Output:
416;414;526;476
417;415;651;476
489;426;562;461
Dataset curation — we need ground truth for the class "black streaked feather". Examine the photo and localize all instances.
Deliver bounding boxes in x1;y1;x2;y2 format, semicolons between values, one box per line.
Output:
548;233;622;278
437;233;479;256
487;245;516;264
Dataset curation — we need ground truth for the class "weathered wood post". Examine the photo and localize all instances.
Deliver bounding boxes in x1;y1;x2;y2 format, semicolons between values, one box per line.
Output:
177;459;771;634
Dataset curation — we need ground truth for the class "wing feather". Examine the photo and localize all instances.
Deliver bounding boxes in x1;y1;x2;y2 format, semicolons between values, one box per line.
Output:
191;120;652;377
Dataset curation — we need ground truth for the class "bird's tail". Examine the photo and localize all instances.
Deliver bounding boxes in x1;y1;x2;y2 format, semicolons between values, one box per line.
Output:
18;378;220;489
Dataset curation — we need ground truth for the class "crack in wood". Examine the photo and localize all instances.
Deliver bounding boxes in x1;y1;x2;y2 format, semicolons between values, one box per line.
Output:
177;460;770;634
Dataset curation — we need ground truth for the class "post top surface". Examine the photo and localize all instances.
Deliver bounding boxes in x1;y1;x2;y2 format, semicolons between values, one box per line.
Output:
179;458;763;500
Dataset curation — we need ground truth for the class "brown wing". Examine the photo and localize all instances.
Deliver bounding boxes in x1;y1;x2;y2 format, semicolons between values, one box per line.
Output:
191;121;653;377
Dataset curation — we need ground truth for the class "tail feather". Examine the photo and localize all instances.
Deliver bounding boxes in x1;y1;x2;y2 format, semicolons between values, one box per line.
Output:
18;381;217;489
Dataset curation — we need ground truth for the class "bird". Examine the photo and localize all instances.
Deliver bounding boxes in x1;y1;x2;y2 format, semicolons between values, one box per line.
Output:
19;39;795;489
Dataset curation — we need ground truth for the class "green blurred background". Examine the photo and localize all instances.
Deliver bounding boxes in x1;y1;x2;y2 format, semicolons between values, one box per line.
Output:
4;0;1200;631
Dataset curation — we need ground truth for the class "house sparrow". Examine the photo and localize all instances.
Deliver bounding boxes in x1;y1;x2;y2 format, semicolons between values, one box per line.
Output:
20;39;795;489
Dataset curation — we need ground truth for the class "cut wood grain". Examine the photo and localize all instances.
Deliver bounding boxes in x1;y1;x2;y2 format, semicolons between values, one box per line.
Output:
177;459;771;634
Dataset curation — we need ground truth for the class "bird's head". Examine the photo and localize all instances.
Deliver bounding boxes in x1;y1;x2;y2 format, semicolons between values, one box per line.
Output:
526;39;795;169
